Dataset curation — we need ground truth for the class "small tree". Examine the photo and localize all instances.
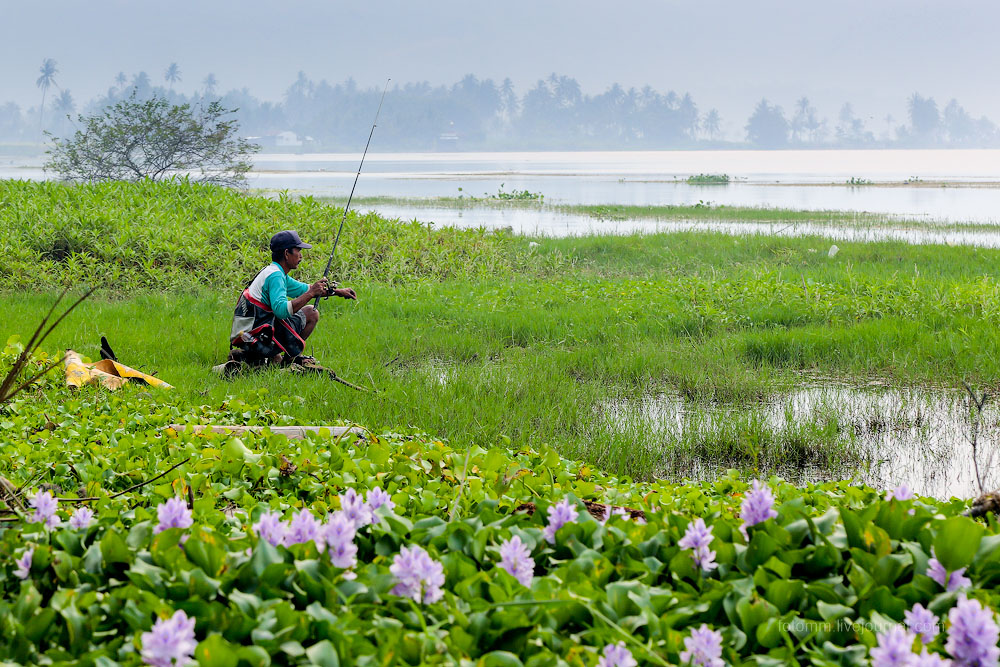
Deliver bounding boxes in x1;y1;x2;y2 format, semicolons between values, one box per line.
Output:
45;94;258;187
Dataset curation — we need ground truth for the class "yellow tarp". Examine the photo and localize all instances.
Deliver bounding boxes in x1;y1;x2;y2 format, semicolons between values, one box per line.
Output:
64;349;173;390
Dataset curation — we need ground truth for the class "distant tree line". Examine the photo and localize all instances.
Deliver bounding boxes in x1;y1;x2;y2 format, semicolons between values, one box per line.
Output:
4;60;1000;150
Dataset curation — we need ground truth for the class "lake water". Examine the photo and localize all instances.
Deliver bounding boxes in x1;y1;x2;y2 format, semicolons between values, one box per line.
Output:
606;385;998;498
8;149;1000;223
246;149;1000;224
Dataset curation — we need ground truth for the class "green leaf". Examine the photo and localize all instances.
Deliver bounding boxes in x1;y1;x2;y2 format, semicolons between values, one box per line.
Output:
817;601;854;622
195;633;239;667
100;529;132;565
480;651;525;667
23;607;57;643
933;516;985;572
304;640;340;667
185;531;227;577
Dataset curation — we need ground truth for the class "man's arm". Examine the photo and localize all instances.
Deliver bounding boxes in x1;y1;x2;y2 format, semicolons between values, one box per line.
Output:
266;273;328;319
288;280;328;313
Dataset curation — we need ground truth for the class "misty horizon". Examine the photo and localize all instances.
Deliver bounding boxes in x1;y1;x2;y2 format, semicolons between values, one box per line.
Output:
4;0;1000;147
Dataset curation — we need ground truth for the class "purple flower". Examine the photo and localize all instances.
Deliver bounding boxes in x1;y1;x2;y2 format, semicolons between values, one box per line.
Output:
497;536;534;587
871;625;916;667
29;490;59;529
14;547;32;580
600;505;630;524
927;550;972;592
542;498;579;545
913;651;953;666
339;488;374;528
906;603;940;644
740;480;778;538
596;641;637;667
140;609;197;667
252;510;287;547
678;518;717;573
68;506;94;530
390;544;445;604
319;511;358;569
887;484;916;501
153;497;193;535
282;508;320;547
366;487;395;513
946;596;1000;667
680;624;724;667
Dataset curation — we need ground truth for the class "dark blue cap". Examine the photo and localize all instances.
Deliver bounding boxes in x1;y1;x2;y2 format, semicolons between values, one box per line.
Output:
269;230;313;251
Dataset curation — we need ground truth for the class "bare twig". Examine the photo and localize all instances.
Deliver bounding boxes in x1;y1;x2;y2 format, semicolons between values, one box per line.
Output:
962;381;989;495
56;457;191;502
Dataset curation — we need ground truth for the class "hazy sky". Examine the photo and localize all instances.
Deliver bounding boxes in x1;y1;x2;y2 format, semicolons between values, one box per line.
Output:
4;0;1000;135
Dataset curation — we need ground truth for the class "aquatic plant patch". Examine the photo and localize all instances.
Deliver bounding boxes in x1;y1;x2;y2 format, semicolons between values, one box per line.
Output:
2;343;999;665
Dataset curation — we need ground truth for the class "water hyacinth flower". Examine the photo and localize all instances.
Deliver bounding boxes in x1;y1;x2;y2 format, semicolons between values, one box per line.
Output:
871;625;917;667
542;498;579;545
69;506;94;530
366;487;395;513
887;484;915;501
596;641;637;667
740;480;778;538
391;544;445;604
927;550;972;592
283;508;320;547
906;603;940;644
912;651;953;667
153;497;193;535
319;511;358;569
678;518;717;573
339;488;374;528
252;510;287;547
140;609;197;667
14;547;33;580
29;490;59;529
497;535;534;587
680;624;724;667
945;596;1000;667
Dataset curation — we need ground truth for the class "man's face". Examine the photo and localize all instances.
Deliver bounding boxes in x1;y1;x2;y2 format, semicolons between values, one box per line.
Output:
285;246;303;269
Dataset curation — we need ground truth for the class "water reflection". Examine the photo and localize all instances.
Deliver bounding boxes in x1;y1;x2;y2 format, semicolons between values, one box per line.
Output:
363;204;1000;247
607;385;997;499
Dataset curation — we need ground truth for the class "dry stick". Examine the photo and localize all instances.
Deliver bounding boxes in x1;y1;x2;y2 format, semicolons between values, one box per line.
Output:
962;381;988;495
56;457;191;503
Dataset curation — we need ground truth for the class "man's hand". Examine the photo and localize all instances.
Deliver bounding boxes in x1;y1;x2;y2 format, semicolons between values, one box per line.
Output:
331;287;357;300
308;277;330;298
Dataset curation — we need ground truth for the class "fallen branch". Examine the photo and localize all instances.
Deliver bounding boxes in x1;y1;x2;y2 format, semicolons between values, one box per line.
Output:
514;499;646;523
56;457;191;502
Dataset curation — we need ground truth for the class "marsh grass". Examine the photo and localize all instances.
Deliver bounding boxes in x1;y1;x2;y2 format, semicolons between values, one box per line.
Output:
7;180;1000;481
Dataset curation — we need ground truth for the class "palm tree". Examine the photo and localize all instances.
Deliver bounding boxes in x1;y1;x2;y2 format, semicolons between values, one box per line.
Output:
203;73;218;96
36;58;58;131
131;71;152;98
52;89;75;136
500;78;518;122
53;89;74;116
703;109;722;140
115;71;127;90
164;63;181;90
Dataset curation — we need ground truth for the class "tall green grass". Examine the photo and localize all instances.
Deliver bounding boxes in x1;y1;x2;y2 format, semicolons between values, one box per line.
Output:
5;180;1000;480
0;179;570;290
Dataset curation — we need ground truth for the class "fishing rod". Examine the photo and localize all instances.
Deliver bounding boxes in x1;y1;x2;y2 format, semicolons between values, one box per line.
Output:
314;77;390;309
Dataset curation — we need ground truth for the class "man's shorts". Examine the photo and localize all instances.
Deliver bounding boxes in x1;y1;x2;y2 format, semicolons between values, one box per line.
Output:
287;310;308;336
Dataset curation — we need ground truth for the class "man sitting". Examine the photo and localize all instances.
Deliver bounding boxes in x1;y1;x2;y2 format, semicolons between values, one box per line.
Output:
228;230;356;367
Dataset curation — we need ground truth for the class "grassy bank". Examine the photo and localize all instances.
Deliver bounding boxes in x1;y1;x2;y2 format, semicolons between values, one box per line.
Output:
4;180;1000;481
